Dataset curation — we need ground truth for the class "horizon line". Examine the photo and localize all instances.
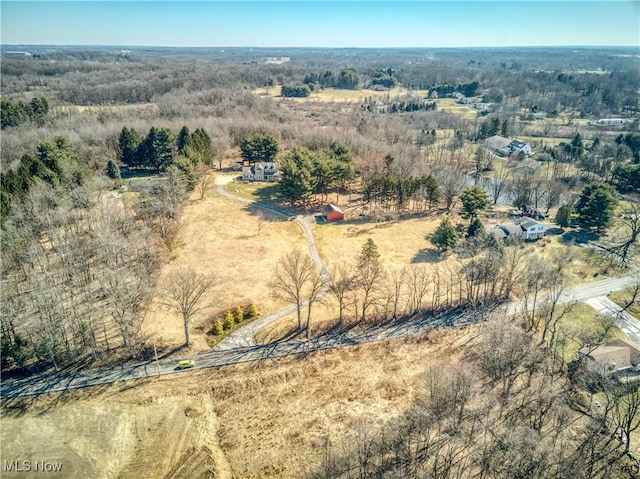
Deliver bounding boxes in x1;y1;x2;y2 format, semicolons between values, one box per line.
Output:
3;43;640;49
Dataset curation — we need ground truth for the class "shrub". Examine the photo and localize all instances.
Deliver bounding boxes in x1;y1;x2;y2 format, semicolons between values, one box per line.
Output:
223;311;235;330
212;320;224;336
234;306;244;323
246;303;258;318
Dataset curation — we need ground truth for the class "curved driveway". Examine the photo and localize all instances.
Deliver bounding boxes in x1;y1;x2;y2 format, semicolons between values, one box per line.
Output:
214;176;329;350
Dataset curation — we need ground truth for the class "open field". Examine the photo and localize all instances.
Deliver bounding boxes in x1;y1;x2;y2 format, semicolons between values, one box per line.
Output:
143;175;306;353
254;85;428;103
0;328;474;479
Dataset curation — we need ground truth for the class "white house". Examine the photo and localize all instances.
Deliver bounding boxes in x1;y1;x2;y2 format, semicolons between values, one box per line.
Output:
508;140;532;156
597;118;624;126
242;162;279;182
493;217;546;241
485;135;532;157
516;217;546;240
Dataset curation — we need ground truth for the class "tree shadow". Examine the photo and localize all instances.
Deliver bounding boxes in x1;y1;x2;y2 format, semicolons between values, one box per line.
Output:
411;248;442;263
561;229;600;244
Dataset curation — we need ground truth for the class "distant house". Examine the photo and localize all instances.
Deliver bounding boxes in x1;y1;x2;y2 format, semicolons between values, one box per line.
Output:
579;339;640;373
597;118;624;126
491;217;546;241
472;102;492;110
322;204;344;222
242;162;279;182
485;135;532;157
509;140;532;156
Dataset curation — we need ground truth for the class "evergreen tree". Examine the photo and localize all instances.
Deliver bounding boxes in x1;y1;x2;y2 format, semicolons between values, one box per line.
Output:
336;69;360;89
555;204;572;228
358;238;381;267
576;182;618;233
223;311;235;330
460;186;490;219
106;160;121;180
279;147;314;203
240;134;279;164
422;175;441;209
467;217;486;238
187;128;212;165
212;320;224;335
233;306;244;323
173;156;197;191
176;126;191;155
118;127;141;167
246;303;258;318
139;127;175;171
431;217;459;252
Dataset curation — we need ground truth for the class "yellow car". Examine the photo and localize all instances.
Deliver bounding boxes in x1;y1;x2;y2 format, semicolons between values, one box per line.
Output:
177;359;195;369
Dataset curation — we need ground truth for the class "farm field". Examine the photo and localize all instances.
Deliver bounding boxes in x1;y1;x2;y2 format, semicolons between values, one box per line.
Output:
143;175;306;353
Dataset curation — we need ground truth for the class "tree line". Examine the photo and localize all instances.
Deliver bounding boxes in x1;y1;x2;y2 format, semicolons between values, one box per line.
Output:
1;96;49;129
0;136;89;218
0;135;198;372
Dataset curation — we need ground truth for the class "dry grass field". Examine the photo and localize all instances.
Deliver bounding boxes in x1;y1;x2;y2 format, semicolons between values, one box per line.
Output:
143;175;307;353
0;328;472;479
254;85;428;104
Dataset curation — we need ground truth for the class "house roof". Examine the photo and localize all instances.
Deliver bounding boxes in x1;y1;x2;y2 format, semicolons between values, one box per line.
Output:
509;140;530;150
254;162;277;169
485;135;512;150
499;224;523;236
609;338;640;364
322;204;344;215
488;227;507;240
516;217;544;229
580;345;633;371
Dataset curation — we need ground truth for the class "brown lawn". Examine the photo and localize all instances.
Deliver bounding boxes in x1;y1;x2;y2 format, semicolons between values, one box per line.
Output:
143;175;307;353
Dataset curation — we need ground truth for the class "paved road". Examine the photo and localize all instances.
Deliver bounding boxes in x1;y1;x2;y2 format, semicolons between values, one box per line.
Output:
214;175;330;350
1;309;471;399
585;296;640;344
503;274;640;316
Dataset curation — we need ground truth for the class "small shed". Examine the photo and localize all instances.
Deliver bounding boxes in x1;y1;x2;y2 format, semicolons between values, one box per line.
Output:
322;204;344;222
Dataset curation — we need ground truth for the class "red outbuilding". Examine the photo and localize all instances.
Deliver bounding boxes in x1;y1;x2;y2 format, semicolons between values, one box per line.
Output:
322;204;344;222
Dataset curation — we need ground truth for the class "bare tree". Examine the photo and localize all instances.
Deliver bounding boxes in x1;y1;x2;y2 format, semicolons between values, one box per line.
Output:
268;249;324;335
482;165;511;205
194;165;212;200
433;166;468;212
407;265;431;315
161;267;217;347
609;202;640;265
603;382;640;453
328;263;356;325
255;210;266;237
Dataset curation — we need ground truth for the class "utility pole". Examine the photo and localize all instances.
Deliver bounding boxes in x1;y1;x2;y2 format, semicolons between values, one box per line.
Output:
154;342;160;376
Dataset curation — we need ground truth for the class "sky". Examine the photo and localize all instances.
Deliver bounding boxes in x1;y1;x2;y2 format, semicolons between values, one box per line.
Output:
1;1;639;48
